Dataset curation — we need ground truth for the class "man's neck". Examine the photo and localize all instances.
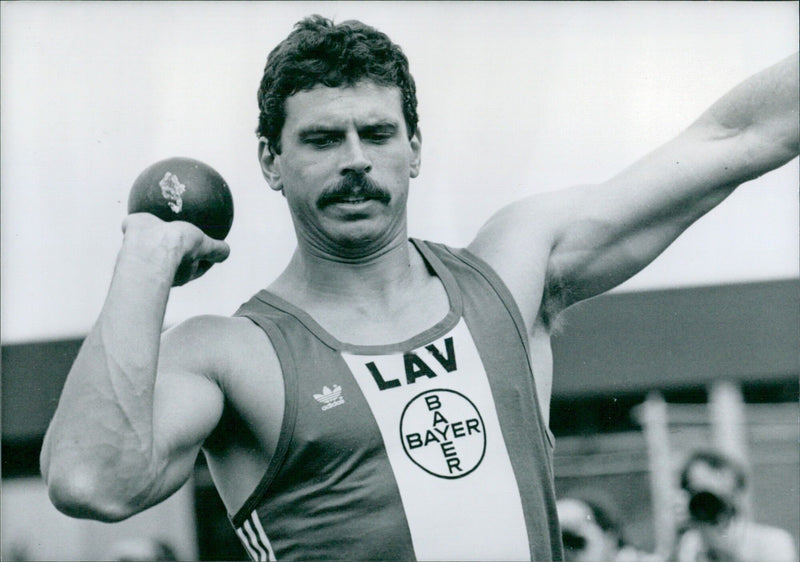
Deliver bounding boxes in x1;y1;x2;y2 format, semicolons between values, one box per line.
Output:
268;235;451;345
272;235;423;306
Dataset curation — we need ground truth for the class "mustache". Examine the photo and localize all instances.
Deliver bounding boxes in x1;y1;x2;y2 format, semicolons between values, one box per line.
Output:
317;172;392;208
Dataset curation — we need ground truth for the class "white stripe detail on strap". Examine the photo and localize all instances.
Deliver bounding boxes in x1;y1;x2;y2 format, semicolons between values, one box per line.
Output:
250;510;276;561
235;510;275;561
243;518;269;561
235;525;261;561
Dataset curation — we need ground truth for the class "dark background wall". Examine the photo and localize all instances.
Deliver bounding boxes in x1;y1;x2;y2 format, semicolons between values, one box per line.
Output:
551;279;798;396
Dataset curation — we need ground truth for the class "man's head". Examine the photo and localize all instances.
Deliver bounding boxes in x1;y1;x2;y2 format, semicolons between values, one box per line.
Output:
679;449;748;526
256;17;422;256
257;15;418;155
557;490;625;562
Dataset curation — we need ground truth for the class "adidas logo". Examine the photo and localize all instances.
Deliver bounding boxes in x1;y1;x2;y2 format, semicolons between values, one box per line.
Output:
314;384;345;411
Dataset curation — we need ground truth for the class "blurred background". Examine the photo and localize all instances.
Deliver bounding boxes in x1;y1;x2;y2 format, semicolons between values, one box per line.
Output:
2;2;797;560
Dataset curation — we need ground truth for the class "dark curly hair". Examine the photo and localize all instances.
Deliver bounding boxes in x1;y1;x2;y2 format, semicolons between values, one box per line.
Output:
256;15;419;154
560;488;627;548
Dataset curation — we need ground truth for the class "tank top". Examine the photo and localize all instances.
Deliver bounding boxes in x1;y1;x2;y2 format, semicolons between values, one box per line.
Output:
230;239;562;561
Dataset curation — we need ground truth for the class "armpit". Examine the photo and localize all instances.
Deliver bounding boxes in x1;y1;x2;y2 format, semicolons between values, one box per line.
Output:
539;271;571;334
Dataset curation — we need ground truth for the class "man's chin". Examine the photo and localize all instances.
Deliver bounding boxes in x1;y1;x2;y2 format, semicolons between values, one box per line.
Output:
322;223;404;259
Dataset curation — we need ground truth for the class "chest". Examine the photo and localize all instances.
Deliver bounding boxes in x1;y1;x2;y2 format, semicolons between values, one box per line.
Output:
304;277;450;346
260;317;553;560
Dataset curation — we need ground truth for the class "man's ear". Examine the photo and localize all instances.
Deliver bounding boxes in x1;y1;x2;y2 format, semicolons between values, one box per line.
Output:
258;137;283;191
409;128;422;178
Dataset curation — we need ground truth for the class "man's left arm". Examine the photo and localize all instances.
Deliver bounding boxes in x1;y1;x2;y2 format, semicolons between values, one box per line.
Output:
472;53;799;327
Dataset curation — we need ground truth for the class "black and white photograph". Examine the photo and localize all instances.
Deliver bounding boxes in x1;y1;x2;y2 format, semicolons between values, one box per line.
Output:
2;2;798;560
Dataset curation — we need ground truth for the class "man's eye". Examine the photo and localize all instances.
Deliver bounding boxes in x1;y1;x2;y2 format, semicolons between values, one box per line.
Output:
365;133;392;143
362;127;396;143
306;136;339;148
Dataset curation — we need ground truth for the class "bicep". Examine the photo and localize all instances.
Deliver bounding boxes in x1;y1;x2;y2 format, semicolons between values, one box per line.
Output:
542;117;778;307
472;116;784;323
149;320;226;499
547;140;739;303
471;136;734;322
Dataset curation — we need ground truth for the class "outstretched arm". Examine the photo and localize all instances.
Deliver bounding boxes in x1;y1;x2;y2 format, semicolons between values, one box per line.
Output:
472;53;799;328
40;214;230;521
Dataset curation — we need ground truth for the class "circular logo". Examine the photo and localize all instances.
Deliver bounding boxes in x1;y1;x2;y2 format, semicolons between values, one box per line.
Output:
399;389;486;479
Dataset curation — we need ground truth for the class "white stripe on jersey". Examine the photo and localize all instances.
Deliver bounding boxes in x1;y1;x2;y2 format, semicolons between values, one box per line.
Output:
236;525;262;561
236;510;276;561
250;511;276;561
342;319;530;561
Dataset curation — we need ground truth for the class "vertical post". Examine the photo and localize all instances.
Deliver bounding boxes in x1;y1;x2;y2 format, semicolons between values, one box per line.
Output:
638;392;676;557
709;380;751;515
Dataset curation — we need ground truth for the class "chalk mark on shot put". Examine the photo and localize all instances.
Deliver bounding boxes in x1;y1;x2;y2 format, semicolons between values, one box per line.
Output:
159;172;187;214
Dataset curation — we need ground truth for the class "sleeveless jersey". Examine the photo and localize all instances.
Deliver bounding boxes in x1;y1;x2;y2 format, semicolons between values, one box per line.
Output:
230;239;563;561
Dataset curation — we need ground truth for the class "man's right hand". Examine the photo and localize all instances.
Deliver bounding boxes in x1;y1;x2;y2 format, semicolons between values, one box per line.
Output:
121;213;231;286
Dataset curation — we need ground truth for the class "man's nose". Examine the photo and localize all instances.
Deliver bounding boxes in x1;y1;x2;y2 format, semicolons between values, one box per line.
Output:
340;134;372;175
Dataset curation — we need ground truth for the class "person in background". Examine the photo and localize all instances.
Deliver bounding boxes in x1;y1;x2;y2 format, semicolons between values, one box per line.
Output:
558;488;662;562
672;449;797;562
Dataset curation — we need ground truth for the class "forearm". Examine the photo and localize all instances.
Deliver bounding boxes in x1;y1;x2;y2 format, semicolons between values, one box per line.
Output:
41;234;181;520
691;53;799;179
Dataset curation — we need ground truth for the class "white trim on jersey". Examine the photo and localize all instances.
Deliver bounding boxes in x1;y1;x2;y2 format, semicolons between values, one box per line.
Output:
236;510;276;561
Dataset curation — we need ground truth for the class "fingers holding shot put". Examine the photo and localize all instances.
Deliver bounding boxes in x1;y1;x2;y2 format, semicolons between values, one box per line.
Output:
122;213;231;286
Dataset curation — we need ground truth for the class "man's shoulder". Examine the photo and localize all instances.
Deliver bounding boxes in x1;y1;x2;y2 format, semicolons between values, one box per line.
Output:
161;314;280;377
165;314;263;343
743;519;797;545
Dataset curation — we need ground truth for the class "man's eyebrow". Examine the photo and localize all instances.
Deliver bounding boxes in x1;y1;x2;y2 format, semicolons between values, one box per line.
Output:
360;122;398;133
297;126;343;138
297;119;399;139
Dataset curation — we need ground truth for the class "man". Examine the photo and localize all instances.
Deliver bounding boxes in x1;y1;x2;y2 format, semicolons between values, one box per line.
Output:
672;450;797;562
40;15;798;561
557;489;661;562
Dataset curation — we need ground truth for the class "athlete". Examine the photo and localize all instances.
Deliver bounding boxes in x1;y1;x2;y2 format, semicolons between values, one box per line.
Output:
40;16;799;561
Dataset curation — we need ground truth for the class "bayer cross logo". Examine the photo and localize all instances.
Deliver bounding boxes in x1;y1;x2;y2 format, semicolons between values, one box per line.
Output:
400;389;486;479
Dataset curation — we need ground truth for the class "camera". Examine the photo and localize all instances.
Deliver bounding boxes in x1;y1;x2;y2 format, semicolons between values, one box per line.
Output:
687;490;735;524
561;530;588;552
